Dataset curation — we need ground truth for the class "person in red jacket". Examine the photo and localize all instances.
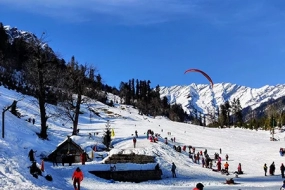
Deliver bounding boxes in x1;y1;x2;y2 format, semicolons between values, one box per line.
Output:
193;182;204;190
217;161;221;171
133;137;137;148
72;167;84;190
224;162;229;172
40;159;45;172
237;163;242;174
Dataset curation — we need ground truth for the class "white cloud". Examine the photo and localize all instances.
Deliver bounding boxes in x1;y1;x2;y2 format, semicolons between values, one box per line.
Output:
0;0;199;24
2;0;285;26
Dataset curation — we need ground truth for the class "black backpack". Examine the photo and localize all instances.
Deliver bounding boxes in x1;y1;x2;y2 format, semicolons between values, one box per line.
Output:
45;174;53;181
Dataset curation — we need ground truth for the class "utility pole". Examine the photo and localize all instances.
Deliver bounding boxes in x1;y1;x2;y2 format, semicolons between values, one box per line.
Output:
2;100;17;138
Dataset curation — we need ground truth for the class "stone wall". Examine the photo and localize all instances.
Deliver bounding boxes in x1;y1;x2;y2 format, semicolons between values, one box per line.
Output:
89;169;162;182
91;153;161;182
104;154;155;164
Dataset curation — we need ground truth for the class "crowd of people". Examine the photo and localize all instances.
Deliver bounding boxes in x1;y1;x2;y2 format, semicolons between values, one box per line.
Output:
166;134;285;189
26;128;285;189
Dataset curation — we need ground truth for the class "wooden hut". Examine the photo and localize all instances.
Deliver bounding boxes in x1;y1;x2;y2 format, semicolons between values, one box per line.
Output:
47;136;84;164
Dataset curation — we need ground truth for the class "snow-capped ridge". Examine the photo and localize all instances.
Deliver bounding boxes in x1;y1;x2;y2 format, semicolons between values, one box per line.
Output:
4;25;52;52
4;25;38;43
160;82;285;114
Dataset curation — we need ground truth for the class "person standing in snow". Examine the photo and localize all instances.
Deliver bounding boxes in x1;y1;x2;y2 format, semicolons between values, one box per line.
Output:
133;137;137;148
264;163;268;176
281;163;285;178
218;156;222;165
225;154;229;161
209;160;213;169
40;159;45;172
188;146;192;152
196;153;200;164
28;149;36;162
217;161;221;171
135;130;138;138
189;152;194;162
201;157;205;168
67;152;73;166
171;162;176;178
61;153;66;166
214;152;218;159
72;167;83;190
270;162;275;175
52;154;58;166
237;163;242;174
224;162;229;172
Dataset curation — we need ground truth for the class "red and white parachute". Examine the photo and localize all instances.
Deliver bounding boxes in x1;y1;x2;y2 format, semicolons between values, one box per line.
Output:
184;68;213;88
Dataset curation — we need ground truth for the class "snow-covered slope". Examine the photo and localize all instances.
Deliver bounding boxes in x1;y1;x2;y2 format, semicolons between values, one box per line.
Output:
1;86;285;190
160;83;285;114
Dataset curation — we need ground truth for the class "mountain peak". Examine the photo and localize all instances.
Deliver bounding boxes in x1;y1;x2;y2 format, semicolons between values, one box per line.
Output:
4;25;53;54
4;25;38;44
160;83;285;115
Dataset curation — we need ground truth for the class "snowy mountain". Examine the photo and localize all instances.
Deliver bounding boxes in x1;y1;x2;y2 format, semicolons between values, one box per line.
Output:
4;25;52;51
4;25;285;118
160;83;285;115
4;25;38;43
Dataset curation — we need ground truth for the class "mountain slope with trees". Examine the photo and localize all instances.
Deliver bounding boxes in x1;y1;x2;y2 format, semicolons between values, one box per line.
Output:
1;22;285;133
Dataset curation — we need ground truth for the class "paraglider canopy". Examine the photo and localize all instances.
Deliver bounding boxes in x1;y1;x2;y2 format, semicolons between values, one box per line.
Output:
184;68;213;88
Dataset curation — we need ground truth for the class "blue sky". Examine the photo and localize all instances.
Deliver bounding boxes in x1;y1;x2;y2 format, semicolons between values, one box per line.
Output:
1;0;285;89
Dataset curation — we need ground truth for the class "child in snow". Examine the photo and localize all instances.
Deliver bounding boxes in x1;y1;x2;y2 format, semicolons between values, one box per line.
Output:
264;163;268;176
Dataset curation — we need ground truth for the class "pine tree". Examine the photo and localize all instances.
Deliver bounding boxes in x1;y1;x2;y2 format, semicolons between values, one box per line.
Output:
219;104;227;127
231;98;243;126
225;100;231;126
102;120;112;150
0;22;8;54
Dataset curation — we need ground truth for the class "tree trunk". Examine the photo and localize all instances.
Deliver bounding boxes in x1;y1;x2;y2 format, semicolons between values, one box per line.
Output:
38;61;48;139
72;94;82;135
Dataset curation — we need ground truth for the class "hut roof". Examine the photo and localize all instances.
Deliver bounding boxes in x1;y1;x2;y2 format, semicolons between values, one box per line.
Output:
48;136;84;158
